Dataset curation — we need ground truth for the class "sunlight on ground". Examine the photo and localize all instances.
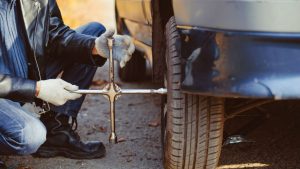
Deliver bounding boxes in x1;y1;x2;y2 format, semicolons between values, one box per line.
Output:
57;0;115;29
217;163;270;169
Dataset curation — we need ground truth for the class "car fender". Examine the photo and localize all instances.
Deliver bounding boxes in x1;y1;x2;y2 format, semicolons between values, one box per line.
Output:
180;28;300;99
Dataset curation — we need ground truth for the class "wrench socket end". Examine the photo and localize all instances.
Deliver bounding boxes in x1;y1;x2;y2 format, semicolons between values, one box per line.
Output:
109;132;118;144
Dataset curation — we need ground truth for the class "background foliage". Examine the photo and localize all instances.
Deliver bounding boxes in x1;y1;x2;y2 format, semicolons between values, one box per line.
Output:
57;0;115;29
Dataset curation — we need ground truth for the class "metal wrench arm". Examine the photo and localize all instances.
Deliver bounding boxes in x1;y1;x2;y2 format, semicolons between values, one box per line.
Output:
72;88;167;95
71;90;108;94
71;38;166;144
120;88;167;94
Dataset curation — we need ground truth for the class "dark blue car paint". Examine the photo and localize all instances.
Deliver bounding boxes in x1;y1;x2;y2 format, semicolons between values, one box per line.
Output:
181;28;300;99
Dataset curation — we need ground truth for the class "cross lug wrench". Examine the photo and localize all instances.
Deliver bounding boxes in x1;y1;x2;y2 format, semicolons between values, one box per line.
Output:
72;38;167;144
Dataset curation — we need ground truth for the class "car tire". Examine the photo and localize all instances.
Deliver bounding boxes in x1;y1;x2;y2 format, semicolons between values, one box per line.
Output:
118;50;146;82
163;16;224;169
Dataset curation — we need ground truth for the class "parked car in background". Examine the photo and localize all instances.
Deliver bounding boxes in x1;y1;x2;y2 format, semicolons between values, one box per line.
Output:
116;0;300;168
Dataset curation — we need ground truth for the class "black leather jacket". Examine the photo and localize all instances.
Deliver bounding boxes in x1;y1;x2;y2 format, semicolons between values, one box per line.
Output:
0;0;105;103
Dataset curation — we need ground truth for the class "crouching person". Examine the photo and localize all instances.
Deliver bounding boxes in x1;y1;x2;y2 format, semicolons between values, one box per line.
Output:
0;0;134;168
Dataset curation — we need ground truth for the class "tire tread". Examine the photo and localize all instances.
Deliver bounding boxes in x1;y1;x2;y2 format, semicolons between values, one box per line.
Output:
164;16;224;169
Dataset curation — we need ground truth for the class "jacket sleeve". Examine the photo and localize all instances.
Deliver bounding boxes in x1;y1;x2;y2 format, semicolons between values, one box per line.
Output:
47;0;106;66
0;74;36;103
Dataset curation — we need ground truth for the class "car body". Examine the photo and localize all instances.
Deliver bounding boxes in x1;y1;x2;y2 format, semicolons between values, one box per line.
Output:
116;0;300;99
115;0;300;168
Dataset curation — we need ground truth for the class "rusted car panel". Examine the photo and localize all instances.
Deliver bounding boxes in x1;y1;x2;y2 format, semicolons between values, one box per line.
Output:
123;19;153;64
123;20;152;46
173;0;300;32
116;0;147;24
116;0;152;60
143;0;152;25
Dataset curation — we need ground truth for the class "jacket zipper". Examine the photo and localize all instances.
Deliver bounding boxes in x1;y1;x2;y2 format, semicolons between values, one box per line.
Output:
45;11;50;47
33;2;41;80
33;1;50;113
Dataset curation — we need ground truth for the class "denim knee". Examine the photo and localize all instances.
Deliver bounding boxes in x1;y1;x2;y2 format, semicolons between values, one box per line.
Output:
18;120;47;155
88;22;106;30
76;22;106;37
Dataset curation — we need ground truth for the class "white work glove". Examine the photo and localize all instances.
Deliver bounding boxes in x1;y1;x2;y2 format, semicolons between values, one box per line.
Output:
36;79;82;106
95;29;135;68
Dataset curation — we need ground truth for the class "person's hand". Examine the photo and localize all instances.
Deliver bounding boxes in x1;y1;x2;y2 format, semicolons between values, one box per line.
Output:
94;29;135;68
36;79;82;106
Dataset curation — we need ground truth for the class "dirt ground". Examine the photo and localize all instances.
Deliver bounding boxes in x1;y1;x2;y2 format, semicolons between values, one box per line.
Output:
2;0;300;168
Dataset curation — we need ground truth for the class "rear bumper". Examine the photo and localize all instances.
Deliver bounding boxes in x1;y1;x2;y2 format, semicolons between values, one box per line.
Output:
173;0;300;33
180;28;300;99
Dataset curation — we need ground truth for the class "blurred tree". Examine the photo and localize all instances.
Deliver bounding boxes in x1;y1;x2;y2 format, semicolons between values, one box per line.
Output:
57;0;115;29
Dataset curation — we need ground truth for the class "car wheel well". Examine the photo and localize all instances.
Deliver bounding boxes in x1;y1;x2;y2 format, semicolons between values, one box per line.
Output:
152;0;174;84
115;3;130;35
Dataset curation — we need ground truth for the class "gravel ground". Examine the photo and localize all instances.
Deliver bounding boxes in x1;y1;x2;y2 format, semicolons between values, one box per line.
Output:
220;101;300;169
2;0;300;168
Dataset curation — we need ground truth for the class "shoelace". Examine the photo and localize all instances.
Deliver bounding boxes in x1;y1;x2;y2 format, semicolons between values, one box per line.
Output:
71;117;78;131
53;115;81;141
70;117;80;140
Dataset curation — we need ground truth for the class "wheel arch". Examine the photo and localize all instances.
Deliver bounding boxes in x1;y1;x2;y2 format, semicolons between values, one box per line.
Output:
152;0;174;83
115;1;130;35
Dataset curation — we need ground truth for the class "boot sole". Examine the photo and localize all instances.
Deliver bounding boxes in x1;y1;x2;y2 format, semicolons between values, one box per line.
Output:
32;146;106;159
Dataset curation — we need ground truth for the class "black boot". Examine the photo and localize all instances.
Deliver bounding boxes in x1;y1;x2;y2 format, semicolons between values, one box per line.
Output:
0;160;7;169
33;111;106;159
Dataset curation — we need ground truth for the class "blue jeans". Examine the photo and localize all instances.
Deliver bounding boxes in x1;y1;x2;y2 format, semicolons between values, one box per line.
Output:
0;99;47;155
0;22;105;155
